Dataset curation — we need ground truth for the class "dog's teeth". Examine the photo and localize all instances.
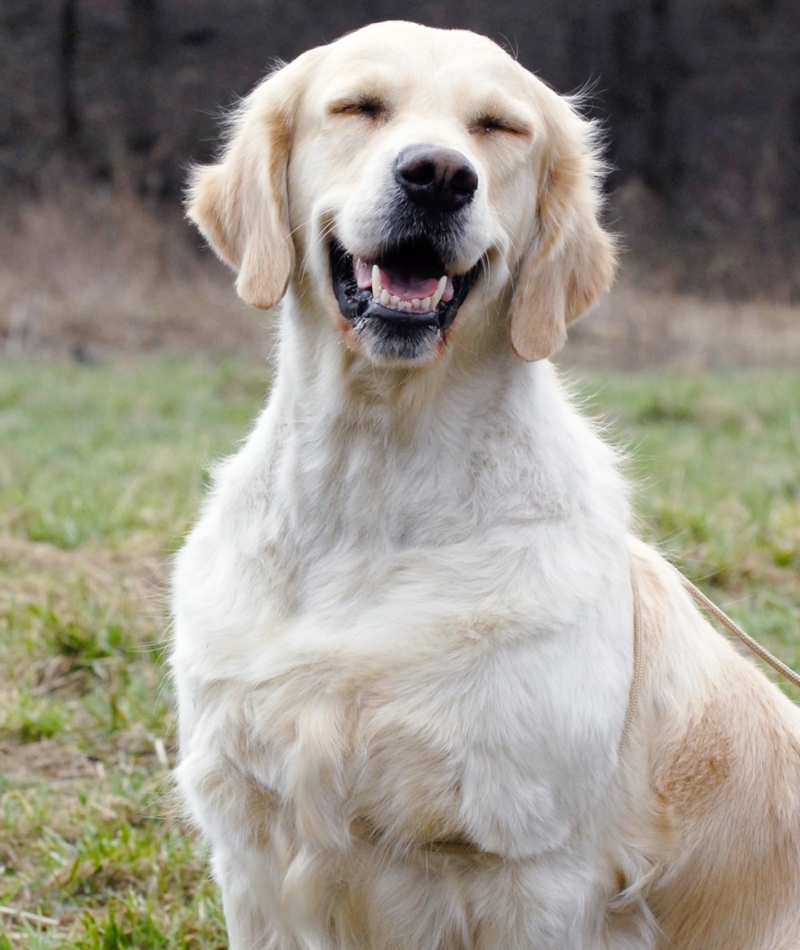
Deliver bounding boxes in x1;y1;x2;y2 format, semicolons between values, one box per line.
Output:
372;265;380;299
431;276;447;309
422;296;431;310
411;298;421;309
380;289;390;306
391;295;400;306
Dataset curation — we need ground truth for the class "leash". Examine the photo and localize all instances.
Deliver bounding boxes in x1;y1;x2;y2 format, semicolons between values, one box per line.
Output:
678;573;800;690
620;564;800;750
619;564;644;748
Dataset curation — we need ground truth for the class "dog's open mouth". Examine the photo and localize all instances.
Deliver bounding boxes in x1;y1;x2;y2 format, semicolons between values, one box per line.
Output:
330;239;479;336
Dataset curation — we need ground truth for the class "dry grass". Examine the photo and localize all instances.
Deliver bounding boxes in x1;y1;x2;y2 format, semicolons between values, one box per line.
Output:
0;535;218;949
0;185;266;361
1;184;799;368
569;281;800;368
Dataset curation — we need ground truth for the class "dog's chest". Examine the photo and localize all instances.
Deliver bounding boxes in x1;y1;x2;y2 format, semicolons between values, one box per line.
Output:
277;670;475;849
205;603;622;865
175;380;632;859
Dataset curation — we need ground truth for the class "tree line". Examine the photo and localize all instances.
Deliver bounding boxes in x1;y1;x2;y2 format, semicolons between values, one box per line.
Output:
2;0;798;294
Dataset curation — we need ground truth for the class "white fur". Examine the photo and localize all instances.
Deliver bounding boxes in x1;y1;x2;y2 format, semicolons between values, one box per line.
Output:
172;22;800;950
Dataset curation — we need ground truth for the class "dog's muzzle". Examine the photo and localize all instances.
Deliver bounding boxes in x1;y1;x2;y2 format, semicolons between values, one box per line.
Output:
330;146;483;360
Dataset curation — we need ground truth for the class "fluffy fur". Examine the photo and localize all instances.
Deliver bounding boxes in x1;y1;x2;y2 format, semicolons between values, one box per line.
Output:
171;22;800;949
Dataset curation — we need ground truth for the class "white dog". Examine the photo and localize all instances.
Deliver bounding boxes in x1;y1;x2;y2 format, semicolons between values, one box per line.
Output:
171;21;800;949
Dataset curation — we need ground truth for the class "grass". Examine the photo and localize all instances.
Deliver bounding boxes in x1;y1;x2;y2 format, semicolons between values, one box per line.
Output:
0;357;267;948
0;354;798;947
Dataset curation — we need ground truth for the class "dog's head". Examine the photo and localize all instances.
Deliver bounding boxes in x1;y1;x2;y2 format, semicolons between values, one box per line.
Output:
188;22;616;365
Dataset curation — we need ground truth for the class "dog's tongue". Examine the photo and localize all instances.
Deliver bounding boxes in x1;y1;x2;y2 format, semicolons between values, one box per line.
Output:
379;270;442;300
354;258;453;303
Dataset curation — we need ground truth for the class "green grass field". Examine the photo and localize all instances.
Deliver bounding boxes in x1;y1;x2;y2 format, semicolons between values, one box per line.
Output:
1;356;798;948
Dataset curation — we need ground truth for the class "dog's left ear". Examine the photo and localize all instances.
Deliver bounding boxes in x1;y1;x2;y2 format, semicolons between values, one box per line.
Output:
186;52;317;310
509;97;617;361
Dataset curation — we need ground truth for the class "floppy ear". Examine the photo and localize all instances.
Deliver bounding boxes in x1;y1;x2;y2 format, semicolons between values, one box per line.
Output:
186;59;308;310
509;98;617;361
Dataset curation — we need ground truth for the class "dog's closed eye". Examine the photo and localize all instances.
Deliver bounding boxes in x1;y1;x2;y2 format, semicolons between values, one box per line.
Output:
329;94;388;121
470;113;528;137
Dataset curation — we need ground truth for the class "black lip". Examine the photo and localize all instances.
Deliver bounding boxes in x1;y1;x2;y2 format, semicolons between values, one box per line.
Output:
330;240;479;334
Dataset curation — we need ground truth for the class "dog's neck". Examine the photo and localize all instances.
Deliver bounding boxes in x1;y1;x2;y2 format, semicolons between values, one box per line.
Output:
242;297;627;559
273;291;521;440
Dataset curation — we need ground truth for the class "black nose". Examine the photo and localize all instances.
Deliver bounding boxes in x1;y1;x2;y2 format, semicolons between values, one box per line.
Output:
394;145;479;213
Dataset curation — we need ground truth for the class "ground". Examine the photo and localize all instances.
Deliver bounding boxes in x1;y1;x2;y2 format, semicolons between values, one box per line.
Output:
0;355;798;948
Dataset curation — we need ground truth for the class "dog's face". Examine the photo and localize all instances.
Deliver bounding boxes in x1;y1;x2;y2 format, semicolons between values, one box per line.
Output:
188;22;616;365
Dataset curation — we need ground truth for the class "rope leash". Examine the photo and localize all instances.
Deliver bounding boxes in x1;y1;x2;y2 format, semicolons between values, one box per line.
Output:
678;573;800;690
619;564;644;748
621;565;800;750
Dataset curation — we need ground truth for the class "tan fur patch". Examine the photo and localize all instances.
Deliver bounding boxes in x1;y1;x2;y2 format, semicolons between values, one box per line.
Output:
654;707;734;814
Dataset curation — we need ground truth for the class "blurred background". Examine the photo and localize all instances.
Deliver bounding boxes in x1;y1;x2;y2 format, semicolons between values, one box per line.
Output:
2;0;799;366
2;6;799;946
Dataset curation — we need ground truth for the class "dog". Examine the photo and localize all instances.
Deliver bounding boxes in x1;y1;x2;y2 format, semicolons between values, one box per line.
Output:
171;21;800;949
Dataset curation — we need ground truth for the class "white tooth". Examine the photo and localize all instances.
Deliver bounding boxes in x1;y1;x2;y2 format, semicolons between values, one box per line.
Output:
380;289;390;306
401;301;412;311
372;264;380;299
411;298;421;309
422;296;431;310
391;295;400;306
431;276;447;309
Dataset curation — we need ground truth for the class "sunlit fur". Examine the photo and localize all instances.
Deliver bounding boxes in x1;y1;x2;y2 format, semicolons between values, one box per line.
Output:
173;22;800;950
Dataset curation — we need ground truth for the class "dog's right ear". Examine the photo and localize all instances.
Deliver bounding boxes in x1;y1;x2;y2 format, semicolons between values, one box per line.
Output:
186;55;314;310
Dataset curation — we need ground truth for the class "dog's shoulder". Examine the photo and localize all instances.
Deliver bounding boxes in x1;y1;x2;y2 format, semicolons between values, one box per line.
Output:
620;540;800;947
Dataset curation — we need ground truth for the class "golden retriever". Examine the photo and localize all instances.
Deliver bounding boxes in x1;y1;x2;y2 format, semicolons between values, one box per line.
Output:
171;21;800;949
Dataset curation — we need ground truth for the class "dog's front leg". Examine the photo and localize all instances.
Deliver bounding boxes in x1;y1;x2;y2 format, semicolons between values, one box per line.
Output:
176;744;288;950
212;849;279;950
